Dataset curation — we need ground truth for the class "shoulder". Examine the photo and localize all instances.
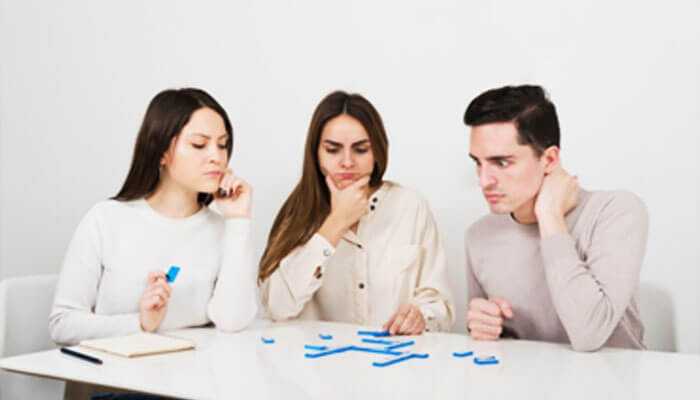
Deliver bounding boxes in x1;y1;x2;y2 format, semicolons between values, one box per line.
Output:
584;190;648;220
383;181;430;211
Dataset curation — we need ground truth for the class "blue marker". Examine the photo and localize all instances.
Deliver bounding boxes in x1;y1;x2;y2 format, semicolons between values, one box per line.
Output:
357;330;391;337
261;337;275;344
166;265;180;283
474;356;499;365
385;340;415;351
452;351;474;358
319;334;333;340
372;353;429;368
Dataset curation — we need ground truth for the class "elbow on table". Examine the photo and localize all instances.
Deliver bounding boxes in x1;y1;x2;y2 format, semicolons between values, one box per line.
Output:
568;327;612;352
212;302;258;333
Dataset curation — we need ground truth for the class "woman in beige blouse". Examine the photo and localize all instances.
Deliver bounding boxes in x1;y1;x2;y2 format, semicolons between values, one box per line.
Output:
259;91;454;335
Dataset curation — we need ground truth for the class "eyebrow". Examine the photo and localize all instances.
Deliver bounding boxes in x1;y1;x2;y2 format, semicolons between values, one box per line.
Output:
468;153;515;162
192;133;228;140
323;139;370;147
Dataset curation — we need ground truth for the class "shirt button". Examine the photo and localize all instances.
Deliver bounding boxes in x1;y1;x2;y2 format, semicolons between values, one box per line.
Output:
372;197;378;203
356;244;363;249
358;283;365;289
370;205;375;211
323;248;332;257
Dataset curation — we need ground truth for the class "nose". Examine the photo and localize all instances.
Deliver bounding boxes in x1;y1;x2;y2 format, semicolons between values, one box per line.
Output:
478;165;497;189
340;149;355;169
207;145;226;166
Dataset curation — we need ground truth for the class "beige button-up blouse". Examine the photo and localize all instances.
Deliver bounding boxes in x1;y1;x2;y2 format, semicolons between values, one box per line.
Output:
261;182;454;332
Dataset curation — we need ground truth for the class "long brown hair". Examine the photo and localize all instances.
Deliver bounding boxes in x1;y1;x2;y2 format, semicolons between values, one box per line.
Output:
258;91;389;282
112;88;233;205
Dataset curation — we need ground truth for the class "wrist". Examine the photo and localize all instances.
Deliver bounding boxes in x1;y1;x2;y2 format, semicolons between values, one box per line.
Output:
536;212;568;238
319;214;347;246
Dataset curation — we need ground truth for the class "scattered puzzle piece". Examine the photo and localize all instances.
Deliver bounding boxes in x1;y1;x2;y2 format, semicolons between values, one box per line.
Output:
261;337;275;344
452;351;474;358
372;353;429;368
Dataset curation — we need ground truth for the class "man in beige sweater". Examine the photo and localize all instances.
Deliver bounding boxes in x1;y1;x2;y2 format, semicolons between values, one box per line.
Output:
463;85;648;351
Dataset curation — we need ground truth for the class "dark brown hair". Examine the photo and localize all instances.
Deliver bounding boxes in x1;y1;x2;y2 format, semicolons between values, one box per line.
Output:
113;88;233;205
258;91;388;282
463;85;560;156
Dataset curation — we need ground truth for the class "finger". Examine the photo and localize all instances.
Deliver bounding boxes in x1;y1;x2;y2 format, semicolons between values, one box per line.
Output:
325;175;339;194
470;298;502;318
409;317;426;335
470;329;500;341
147;271;166;285
398;307;419;334
467;321;503;338
468;321;503;337
467;310;503;326
382;314;396;331
491;298;514;319
389;305;411;335
350;175;371;190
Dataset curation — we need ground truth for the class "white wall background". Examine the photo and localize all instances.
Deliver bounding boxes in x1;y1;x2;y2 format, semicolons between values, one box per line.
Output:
1;0;698;353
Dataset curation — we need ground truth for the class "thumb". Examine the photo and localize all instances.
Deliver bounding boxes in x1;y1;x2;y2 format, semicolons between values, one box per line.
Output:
491;297;514;319
325;175;339;194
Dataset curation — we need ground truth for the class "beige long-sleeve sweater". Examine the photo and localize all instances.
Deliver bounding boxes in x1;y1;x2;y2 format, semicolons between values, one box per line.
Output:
262;182;455;332
465;189;648;351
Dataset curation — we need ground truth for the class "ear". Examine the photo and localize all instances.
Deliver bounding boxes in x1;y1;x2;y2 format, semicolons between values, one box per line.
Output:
160;137;177;167
541;146;560;174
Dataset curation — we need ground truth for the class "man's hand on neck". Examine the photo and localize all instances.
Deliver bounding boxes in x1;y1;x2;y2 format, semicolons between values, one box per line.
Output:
533;166;580;238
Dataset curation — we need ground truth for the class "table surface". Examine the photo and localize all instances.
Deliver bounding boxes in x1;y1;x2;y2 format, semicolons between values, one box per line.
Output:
1;320;698;400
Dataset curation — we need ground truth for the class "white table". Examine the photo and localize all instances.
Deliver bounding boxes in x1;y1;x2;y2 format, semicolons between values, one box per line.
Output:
1;321;698;399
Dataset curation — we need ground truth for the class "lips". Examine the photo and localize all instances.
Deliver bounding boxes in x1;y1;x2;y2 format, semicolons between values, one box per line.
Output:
204;171;223;178
484;193;504;203
335;173;356;181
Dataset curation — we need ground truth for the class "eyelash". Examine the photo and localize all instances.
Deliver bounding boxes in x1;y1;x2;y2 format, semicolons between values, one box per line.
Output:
192;143;227;150
325;148;369;154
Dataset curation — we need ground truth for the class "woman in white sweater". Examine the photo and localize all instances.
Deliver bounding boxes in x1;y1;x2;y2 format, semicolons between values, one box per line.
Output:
49;88;258;346
259;91;454;335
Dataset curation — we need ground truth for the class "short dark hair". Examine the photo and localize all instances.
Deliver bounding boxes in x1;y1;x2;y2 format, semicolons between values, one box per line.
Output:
113;88;233;205
463;85;560;155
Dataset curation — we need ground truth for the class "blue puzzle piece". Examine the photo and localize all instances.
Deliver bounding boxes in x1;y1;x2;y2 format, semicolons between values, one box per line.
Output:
385;340;415;350
474;356;499;365
319;334;333;340
304;345;328;351
453;351;474;357
357;330;391;337
361;338;395;346
372;353;429;368
166;265;180;283
349;346;404;356
305;346;354;358
261;337;275;344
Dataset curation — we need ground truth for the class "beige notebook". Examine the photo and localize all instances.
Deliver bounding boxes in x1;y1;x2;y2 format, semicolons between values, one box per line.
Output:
79;333;195;358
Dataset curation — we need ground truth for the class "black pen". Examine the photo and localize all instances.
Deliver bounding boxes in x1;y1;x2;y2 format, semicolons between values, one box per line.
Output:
60;347;103;365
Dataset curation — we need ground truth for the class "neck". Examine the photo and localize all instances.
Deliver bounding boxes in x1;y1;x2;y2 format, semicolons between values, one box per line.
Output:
146;177;201;218
511;198;538;224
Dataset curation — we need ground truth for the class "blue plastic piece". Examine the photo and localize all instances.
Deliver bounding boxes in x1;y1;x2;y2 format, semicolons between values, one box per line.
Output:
349;346;403;356
319;334;333;340
304;345;328;351
166;265;180;283
357;330;391;337
385;340;415;350
361;338;395;346
261;337;275;344
474;356;499;365
305;346;353;358
372;353;429;368
452;351;474;358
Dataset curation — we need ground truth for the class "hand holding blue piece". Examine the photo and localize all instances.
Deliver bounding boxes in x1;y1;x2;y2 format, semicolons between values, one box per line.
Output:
166;265;180;283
